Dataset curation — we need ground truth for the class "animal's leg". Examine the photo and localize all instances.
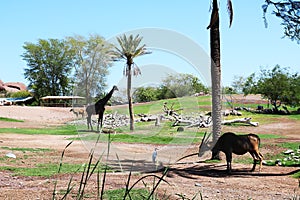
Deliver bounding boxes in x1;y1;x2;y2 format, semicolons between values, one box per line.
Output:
225;152;232;173
87;114;93;131
251;151;263;172
87;115;89;129
97;114;100;132
97;112;102;132
250;152;257;172
97;111;104;132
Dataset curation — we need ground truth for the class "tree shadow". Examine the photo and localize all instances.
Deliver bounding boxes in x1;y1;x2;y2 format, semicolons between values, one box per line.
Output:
157;164;300;179
106;158;164;173
104;157;299;179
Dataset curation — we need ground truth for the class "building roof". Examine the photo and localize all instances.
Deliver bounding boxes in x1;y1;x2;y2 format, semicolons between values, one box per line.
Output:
40;96;85;100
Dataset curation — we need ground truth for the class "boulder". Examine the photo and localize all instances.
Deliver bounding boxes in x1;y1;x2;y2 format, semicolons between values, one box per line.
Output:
0;80;27;93
4;82;27;91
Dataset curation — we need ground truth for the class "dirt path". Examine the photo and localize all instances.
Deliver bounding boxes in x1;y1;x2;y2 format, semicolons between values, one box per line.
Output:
0;105;299;199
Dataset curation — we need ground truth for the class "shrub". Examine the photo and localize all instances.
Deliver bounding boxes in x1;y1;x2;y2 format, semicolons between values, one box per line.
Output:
8;90;32;98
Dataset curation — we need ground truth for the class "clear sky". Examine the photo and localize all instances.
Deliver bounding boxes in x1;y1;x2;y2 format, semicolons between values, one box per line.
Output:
0;1;299;90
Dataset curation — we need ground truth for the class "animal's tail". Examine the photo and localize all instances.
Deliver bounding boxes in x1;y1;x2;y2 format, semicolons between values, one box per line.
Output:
249;133;264;159
249;133;261;146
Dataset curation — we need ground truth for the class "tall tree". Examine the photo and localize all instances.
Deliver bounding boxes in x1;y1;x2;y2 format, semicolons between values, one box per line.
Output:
161;73;209;97
23;39;75;100
207;0;233;159
243;65;300;110
113;34;151;131
66;35;113;103
231;75;246;94
262;0;300;43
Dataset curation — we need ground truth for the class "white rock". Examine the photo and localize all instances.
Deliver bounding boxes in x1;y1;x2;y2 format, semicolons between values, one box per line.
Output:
283;149;294;154
5;152;16;159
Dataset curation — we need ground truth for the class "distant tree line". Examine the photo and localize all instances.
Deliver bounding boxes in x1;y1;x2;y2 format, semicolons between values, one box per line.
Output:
133;73;209;103
229;65;300;110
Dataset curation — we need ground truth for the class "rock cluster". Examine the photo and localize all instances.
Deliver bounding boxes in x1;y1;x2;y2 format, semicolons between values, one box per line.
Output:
0;80;27;93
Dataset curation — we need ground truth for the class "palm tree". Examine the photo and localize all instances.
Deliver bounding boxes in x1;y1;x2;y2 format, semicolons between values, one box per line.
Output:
207;0;233;159
113;34;151;131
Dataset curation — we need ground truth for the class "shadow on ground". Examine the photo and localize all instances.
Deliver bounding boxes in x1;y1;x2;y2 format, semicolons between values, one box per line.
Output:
106;158;300;179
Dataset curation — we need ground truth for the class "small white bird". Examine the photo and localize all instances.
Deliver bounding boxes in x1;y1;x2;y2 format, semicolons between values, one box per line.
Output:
152;148;158;163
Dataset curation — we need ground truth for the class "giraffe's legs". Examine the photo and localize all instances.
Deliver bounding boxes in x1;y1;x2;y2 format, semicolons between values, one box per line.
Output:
97;110;104;132
87;113;93;131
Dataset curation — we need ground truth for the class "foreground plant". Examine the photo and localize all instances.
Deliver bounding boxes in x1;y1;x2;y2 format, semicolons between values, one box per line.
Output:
52;133;173;199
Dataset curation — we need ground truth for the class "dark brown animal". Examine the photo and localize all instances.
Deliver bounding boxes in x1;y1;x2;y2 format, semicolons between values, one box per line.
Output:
86;85;118;131
211;132;263;173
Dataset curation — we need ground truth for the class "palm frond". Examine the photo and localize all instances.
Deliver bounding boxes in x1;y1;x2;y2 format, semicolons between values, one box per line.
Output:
227;0;233;28
132;63;141;76
207;0;219;29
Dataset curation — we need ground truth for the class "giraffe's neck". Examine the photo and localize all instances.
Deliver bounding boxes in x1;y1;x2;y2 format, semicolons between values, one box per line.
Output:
96;87;115;105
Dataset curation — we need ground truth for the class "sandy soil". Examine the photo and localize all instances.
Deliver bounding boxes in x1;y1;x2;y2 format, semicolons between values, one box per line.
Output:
0;104;299;199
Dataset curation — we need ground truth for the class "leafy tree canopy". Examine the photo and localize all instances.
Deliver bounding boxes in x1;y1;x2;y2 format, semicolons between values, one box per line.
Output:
66;34;114;103
243;65;300;109
23;39;75;100
263;0;300;43
133;73;209;102
231;75;246;94
161;73;209;98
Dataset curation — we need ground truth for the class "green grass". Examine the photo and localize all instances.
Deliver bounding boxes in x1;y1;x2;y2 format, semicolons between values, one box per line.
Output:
277;142;299;149
258;134;284;140
288;114;300;120
0;117;24;122
76;122;205;145
292;171;300;178
1;146;52;153
77;131;204;145
0;125;77;135
103;188;150;200
110;96;212;115
0;163;110;177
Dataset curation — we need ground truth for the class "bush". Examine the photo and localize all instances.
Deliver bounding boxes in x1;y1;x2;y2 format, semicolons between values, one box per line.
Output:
133;87;158;102
7;90;32;98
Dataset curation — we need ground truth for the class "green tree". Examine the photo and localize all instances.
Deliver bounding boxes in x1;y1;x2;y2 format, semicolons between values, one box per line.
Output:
133;87;158;102
66;35;113;103
231;75;246;94
23;39;75;100
243;65;300;111
262;0;300;43
207;0;233;155
161;73;208;98
285;73;300;107
113;34;151;131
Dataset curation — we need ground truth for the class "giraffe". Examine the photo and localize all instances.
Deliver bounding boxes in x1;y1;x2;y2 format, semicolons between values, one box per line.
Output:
86;85;118;131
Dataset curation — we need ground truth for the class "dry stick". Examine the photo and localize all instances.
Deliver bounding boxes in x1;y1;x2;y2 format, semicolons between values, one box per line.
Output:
100;132;112;199
123;170;133;199
52;141;73;200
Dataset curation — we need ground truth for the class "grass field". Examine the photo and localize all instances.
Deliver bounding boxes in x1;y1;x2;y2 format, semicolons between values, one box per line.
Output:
0;96;299;199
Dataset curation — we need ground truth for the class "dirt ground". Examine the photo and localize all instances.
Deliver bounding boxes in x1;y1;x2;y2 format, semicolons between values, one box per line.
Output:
0;102;299;200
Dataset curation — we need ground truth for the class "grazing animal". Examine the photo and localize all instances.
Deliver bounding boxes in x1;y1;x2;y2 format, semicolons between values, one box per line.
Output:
70;108;85;118
211;132;263;173
85;85;118;131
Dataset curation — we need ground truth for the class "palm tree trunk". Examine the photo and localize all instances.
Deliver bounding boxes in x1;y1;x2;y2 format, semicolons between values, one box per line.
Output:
210;0;222;159
127;62;134;131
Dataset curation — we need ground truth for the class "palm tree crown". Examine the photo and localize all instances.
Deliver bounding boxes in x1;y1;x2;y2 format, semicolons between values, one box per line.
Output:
113;34;151;131
113;34;151;76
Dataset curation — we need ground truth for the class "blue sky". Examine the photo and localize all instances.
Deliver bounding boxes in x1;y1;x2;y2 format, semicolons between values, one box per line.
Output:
0;1;299;90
